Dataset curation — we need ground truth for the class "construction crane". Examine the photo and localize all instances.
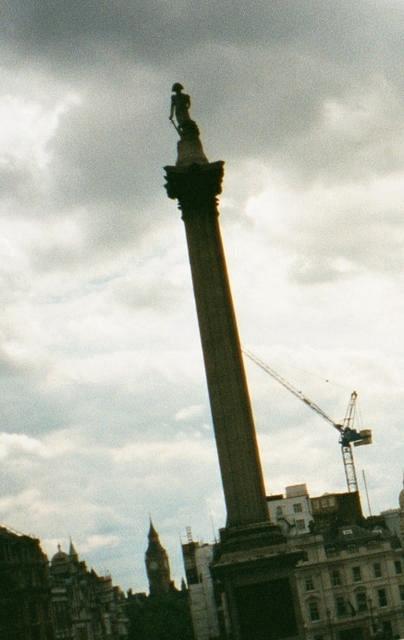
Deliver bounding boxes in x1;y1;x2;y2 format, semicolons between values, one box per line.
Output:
243;349;372;493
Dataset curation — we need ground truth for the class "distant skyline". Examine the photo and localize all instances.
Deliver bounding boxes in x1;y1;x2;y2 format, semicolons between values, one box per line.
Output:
0;1;403;591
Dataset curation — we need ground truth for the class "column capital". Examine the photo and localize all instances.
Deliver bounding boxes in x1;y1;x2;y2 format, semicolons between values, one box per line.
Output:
164;161;224;213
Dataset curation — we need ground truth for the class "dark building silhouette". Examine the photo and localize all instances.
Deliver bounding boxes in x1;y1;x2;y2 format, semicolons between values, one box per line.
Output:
0;525;54;640
145;521;174;596
50;541;128;639
126;588;193;640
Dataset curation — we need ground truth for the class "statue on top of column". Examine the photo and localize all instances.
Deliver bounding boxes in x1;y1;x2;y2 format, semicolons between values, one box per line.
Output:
169;83;191;128
169;83;208;166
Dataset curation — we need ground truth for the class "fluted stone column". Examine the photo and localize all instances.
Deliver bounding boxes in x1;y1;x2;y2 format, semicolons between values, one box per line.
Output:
165;161;268;528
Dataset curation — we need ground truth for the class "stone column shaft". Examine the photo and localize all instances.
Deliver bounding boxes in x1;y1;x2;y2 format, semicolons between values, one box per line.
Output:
165;163;268;527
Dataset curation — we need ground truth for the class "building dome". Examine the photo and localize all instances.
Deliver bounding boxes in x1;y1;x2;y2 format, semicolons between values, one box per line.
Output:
51;544;68;564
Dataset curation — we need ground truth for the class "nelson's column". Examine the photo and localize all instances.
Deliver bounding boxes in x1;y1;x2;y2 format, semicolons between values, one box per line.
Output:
164;84;304;640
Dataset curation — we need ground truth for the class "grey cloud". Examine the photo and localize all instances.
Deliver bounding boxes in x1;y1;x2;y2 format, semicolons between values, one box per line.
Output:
289;202;404;284
242;167;404;285
0;348;24;377
1;0;402;277
108;261;187;311
49;77;165;209
0;380;71;436
0;348;209;441
0;161;36;202
3;2;400;71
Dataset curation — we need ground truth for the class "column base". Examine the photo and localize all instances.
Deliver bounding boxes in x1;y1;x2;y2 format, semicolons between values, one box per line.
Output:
212;523;306;640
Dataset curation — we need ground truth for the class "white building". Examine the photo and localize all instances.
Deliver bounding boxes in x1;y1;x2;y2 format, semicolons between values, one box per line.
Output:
182;539;223;640
266;483;314;536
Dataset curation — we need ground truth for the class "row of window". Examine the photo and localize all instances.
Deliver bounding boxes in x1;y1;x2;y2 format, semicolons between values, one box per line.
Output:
312;621;395;640
307;584;404;622
275;502;304;516
275;508;307;530
304;560;402;591
312;496;337;511
326;540;388;557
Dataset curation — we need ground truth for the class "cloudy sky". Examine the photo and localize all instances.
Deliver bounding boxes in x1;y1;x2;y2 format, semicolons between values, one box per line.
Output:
1;0;403;592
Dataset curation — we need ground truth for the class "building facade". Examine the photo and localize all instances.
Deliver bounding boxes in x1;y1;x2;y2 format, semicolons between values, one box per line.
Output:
182;483;404;640
295;525;404;639
50;541;128;640
0;525;54;640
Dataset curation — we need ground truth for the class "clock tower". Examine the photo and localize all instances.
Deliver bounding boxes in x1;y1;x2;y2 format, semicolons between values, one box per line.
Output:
145;521;174;596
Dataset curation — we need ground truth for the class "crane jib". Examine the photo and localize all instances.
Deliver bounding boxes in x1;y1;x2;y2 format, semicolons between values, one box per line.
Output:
243;348;372;493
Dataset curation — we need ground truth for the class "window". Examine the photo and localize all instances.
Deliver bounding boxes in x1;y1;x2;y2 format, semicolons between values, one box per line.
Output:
276;506;283;519
394;560;402;574
308;600;320;621
367;541;381;550
373;562;382;578
335;596;348;617
352;566;362;582
377;588;387;607
293;503;303;513
305;576;314;592
355;591;367;612
331;569;341;586
399;585;404;601
296;519;306;531
347;544;358;554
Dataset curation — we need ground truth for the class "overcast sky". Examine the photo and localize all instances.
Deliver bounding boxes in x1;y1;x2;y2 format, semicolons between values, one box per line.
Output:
1;0;403;592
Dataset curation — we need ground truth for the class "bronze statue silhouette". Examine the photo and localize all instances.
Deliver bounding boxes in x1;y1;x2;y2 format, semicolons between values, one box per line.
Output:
169;83;200;139
169;83;191;128
168;83;208;166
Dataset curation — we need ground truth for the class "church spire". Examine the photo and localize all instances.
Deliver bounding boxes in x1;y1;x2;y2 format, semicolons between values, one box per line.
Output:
69;538;79;562
148;518;159;541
